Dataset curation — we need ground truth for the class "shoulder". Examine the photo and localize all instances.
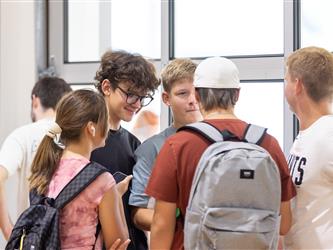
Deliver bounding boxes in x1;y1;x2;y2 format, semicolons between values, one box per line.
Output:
94;171;115;189
4;122;35;140
136;127;176;153
0;123;37;156
5;119;53;141
316;115;333;139
120;127;141;145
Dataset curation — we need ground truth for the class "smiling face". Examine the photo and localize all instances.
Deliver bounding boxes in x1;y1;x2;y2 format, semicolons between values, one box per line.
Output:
102;80;148;128
163;79;202;128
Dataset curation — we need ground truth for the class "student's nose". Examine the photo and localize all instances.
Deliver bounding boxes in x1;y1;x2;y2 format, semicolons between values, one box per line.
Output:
188;92;197;105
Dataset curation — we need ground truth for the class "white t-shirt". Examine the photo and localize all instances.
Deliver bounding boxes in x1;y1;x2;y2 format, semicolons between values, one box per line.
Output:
285;115;333;249
0;118;54;216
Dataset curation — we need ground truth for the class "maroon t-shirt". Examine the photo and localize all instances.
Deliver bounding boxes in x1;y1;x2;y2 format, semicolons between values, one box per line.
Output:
146;119;296;250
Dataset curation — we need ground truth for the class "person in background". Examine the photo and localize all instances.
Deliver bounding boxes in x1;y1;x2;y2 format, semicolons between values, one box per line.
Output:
91;50;160;250
0;77;72;240
284;46;333;249
131;110;159;142
29;89;129;249
129;58;202;231
146;57;296;249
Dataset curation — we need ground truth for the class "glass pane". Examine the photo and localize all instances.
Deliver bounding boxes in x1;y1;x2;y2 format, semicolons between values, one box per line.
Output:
67;1;100;62
235;82;284;148
174;0;283;57
111;0;161;59
301;0;333;51
121;87;161;142
67;0;161;62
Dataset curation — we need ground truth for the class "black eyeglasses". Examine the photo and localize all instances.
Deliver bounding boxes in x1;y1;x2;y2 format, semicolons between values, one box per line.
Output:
116;86;154;107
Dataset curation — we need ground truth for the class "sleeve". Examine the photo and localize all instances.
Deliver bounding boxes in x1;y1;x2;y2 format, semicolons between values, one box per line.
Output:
129;141;159;207
322;136;333;182
145;140;178;203
89;172;116;205
0;130;25;176
262;135;296;202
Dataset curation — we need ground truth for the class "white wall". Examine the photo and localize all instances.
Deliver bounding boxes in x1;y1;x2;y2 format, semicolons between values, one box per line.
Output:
0;1;36;247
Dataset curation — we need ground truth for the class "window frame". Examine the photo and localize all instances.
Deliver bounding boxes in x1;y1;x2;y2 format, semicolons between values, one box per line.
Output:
48;0;297;153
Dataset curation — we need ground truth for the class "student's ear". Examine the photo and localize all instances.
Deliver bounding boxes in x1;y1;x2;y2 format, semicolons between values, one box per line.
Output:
295;78;304;95
162;91;170;106
87;121;96;137
31;95;40;110
101;79;112;96
235;88;240;102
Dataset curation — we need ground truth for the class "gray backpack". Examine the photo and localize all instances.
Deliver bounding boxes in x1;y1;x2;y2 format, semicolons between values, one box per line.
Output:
181;122;281;250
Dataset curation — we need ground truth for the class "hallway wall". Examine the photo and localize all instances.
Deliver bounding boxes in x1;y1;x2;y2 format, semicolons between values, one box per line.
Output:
0;1;36;247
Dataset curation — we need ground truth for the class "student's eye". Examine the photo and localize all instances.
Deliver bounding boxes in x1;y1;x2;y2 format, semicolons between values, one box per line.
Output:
127;93;136;98
177;91;188;96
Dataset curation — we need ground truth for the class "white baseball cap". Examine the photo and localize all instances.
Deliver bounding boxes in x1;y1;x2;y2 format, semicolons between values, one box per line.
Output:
194;57;240;89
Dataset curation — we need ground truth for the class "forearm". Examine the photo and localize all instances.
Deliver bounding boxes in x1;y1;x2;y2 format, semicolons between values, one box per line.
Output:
150;219;175;249
150;200;176;249
280;201;292;235
132;207;153;231
100;187;129;249
116;199;127;238
0;170;13;240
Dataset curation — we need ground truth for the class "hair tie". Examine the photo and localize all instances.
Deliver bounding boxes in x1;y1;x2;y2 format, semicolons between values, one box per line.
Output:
46;122;62;139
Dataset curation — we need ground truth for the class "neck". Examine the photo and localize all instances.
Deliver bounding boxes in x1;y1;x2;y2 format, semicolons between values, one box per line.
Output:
36;108;55;121
172;121;184;129
203;109;237;120
296;100;332;130
109;116;121;130
63;141;91;159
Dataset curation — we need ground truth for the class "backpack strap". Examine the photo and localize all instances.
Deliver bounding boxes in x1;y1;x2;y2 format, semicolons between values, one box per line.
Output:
178;121;236;143
243;124;267;145
54;161;108;209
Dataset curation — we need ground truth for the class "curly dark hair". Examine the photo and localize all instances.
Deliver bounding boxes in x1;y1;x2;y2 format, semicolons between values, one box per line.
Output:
95;50;160;95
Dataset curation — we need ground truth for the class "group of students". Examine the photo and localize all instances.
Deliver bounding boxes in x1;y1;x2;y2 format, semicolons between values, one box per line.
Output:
0;46;333;249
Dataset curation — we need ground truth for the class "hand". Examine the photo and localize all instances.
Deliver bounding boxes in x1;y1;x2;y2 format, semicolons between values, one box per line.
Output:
109;239;131;250
116;175;133;196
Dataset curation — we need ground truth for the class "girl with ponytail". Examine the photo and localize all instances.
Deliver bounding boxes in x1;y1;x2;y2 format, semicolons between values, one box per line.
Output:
29;89;129;249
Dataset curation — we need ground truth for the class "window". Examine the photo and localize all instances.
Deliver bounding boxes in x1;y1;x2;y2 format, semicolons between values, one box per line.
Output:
110;0;161;59
49;0;295;152
66;0;161;62
67;1;100;62
236;82;284;147
174;0;283;57
301;0;333;51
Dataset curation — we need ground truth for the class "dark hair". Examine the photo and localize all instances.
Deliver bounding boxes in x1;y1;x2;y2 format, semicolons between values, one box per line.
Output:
29;89;109;194
31;77;72;110
95;50;160;94
287;46;333;102
196;88;239;111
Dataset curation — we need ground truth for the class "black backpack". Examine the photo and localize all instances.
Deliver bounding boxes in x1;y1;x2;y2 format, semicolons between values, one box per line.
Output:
6;162;107;250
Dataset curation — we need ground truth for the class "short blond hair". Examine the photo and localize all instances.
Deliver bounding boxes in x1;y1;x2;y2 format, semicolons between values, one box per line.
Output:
287;46;333;102
161;58;196;93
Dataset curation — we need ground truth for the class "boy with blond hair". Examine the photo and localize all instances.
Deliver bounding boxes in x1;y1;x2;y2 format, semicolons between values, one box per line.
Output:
129;58;202;231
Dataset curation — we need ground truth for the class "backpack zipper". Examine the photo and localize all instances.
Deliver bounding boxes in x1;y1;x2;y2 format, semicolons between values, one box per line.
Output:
19;228;26;250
